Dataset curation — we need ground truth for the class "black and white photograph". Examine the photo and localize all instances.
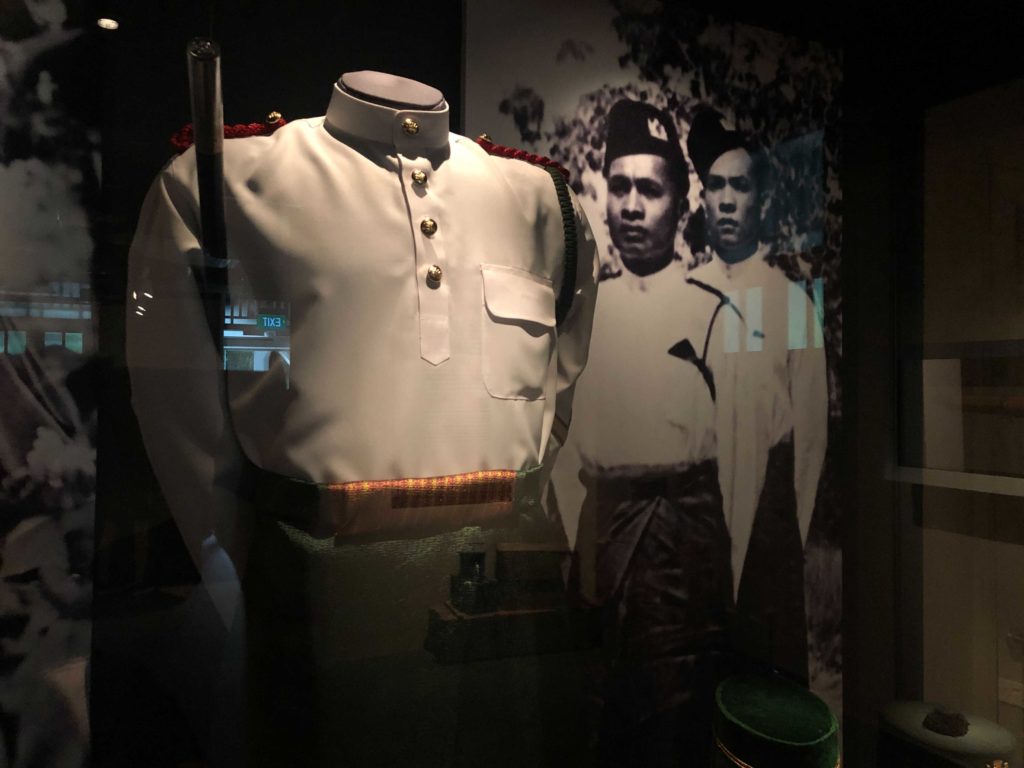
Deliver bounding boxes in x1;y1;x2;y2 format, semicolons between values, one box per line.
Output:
0;0;97;765
467;1;842;763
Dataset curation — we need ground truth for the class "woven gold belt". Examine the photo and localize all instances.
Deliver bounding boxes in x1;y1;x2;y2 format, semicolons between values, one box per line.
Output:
327;469;519;537
330;469;518;507
245;458;545;541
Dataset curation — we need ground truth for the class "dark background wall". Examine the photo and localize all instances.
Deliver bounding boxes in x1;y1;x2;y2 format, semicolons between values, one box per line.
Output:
95;0;463;240
775;0;1021;763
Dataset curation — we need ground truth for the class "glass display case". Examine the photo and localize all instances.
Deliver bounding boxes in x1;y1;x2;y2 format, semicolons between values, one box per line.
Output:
0;0;1020;766
891;76;1024;768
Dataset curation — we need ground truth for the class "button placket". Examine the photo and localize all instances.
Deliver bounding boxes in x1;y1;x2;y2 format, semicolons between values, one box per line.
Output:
400;150;449;366
415;225;450;365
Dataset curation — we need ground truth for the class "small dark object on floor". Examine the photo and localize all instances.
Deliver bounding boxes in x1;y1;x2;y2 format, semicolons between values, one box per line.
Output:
922;708;970;737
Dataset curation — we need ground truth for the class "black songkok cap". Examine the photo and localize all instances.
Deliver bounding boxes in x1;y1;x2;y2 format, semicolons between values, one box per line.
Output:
603;99;687;189
687;108;750;184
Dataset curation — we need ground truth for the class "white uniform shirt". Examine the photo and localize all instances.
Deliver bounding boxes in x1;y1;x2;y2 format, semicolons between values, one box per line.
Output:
687;246;827;594
571;263;716;473
551;261;716;558
126;83;599;570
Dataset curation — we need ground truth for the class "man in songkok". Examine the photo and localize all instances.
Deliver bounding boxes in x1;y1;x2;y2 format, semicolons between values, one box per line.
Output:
684;107;828;685
603;99;689;276
555;99;730;767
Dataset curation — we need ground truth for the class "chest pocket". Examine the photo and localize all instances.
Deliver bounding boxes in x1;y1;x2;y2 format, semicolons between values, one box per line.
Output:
480;265;556;400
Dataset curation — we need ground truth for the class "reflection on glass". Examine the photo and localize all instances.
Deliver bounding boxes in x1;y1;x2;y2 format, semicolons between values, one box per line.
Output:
222;299;291;377
902;77;1024;480
7;331;27;355
906;76;1024;768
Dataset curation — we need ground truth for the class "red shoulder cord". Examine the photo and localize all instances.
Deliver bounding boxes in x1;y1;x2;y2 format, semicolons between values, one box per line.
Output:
170;113;288;154
474;134;570;181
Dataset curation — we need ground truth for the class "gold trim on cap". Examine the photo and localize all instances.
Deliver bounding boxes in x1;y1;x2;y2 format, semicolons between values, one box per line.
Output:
715;738;754;768
714;737;840;768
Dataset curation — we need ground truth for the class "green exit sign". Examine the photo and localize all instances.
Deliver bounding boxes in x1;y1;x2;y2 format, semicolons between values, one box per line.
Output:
258;314;287;330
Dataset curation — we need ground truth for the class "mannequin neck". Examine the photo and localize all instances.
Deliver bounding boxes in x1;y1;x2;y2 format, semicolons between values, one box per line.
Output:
339;71;444;111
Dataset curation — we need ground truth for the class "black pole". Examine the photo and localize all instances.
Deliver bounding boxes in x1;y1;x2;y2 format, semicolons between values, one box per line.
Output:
186;37;228;354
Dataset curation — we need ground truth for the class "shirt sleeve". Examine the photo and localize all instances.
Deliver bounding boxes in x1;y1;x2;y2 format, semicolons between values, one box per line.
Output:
543;185;600;468
126;151;248;612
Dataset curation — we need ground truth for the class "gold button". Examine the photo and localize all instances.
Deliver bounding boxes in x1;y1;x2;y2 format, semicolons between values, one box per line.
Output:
266;111;282;125
477;133;492;142
411;170;427;186
420;218;437;236
426;264;443;284
402;118;420;135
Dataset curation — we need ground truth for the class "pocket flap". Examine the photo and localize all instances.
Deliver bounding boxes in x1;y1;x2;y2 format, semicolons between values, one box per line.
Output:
481;265;556;327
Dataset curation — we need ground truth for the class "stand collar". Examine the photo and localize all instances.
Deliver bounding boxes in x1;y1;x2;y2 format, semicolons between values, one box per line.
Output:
708;242;772;278
324;82;450;153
